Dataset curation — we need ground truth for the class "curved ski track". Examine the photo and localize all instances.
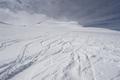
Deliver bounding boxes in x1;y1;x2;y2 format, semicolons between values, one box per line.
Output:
0;31;120;80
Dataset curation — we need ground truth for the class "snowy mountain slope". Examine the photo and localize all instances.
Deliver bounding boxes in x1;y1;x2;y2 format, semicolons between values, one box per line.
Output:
0;13;120;80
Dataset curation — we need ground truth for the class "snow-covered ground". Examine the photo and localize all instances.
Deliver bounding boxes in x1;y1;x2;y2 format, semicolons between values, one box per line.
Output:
0;12;120;80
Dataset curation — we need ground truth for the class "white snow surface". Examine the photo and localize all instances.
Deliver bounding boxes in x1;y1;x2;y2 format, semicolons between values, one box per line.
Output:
0;12;120;80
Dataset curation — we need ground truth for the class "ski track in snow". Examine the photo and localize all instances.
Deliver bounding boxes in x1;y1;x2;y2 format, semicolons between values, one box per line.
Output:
0;23;120;80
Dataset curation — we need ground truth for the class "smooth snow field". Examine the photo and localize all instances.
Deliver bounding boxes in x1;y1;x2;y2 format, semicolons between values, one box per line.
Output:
0;13;120;80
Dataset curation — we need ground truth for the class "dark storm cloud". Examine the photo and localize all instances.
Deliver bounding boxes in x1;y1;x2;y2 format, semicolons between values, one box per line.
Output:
0;0;120;30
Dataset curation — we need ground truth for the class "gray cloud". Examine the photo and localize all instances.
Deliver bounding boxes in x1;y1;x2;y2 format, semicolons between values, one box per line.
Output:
0;0;120;30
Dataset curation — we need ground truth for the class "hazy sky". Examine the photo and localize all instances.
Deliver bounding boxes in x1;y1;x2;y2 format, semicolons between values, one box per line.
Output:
0;0;120;30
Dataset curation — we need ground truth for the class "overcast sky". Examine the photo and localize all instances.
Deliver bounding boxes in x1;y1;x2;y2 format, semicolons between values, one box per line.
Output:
0;0;120;30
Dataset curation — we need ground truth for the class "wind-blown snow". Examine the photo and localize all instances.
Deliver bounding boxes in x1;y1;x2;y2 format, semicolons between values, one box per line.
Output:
0;12;120;80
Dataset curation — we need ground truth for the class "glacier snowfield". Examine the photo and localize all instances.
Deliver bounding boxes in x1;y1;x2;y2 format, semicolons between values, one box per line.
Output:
0;18;120;80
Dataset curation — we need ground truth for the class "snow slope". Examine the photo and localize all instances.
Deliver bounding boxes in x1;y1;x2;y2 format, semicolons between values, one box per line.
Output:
0;13;120;80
